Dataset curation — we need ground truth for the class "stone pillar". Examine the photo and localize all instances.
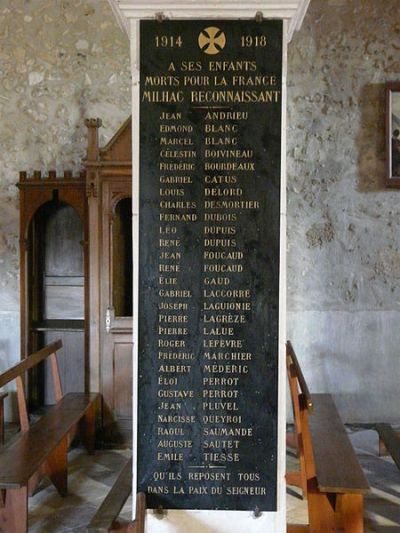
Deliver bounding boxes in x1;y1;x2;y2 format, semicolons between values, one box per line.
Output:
107;2;310;532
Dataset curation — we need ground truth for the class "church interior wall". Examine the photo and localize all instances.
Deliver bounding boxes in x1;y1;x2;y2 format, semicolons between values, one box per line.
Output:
0;0;398;422
0;0;131;420
287;0;400;422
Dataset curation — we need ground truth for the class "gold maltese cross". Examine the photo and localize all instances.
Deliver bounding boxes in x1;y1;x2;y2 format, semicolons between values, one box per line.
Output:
198;27;226;55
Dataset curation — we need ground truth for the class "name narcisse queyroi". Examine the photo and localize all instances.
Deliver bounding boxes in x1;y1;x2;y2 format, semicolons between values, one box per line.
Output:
138;19;282;511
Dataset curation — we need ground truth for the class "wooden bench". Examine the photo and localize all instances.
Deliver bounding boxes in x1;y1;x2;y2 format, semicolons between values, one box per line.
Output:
87;457;145;533
376;423;400;470
286;341;370;533
0;340;100;533
0;391;9;445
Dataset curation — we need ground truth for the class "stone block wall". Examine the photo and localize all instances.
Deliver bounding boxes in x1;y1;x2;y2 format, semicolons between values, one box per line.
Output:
0;0;131;419
0;0;399;422
287;0;400;422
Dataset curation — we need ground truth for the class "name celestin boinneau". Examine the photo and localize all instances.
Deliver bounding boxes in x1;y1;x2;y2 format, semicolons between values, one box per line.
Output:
138;19;282;511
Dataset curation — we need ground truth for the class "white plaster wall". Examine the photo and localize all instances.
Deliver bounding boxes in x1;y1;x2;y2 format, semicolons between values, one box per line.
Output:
287;0;400;422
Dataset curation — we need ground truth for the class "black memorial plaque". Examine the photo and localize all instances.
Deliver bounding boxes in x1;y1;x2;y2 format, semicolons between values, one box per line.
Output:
138;19;282;512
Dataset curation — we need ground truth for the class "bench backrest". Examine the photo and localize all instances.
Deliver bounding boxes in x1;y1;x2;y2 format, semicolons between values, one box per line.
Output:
0;340;63;432
286;341;313;497
0;340;62;389
286;340;313;412
286;341;370;499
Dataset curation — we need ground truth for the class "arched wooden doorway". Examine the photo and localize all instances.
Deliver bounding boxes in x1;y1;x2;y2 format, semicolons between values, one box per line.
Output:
17;172;88;410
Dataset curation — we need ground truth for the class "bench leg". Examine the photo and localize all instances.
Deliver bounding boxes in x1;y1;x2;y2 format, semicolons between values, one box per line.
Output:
44;436;68;497
286;470;302;487
28;471;41;496
108;492;146;533
339;493;364;533
0;398;5;446
110;520;135;532
307;480;336;532
0;487;28;533
286;467;307;498
286;432;308;498
80;404;96;454
67;422;79;448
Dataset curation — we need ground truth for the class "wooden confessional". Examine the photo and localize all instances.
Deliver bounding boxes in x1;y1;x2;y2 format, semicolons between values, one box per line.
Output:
18;170;88;409
85;117;133;444
18;117;133;445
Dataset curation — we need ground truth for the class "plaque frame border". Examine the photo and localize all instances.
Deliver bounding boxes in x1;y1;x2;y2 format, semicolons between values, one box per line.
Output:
385;81;400;187
129;15;288;533
107;0;311;41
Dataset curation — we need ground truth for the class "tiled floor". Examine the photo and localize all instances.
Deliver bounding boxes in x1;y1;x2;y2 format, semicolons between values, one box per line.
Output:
5;429;400;532
28;448;132;532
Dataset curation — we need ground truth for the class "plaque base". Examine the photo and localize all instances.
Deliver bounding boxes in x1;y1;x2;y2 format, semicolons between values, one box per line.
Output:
145;509;285;533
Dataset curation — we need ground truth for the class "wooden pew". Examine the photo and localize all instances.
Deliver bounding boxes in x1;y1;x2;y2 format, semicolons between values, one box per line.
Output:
376;423;400;470
87;458;145;533
286;341;370;533
286;341;313;498
0;391;8;445
0;340;100;533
